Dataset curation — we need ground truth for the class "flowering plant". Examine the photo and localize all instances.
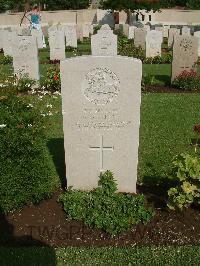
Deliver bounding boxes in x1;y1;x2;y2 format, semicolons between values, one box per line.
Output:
172;69;200;91
42;67;61;92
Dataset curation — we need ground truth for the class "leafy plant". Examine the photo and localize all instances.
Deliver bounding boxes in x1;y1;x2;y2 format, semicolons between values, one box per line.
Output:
144;54;172;64
41;67;61;92
167;154;200;210
118;37;145;60
16;74;36;92
0;55;13;65
142;73;156;91
60;171;153;236
172;70;200;91
0;95;59;213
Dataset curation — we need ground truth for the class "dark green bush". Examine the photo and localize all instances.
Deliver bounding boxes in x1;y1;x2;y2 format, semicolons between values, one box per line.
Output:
186;0;200;9
172;69;200;91
144;54;172;64
0;95;59;213
0;55;13;65
142;74;157;91
118;37;145;61
60;171;153;236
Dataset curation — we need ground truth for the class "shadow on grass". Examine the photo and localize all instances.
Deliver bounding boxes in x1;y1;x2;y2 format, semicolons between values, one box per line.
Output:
48;138;66;189
0;213;56;265
154;75;171;86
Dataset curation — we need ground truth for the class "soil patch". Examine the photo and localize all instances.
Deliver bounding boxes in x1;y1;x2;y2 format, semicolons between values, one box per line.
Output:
0;189;200;247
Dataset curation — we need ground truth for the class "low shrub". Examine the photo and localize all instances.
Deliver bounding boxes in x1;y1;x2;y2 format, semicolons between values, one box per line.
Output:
118;37;145;60
142;73;157;91
16;74;36;92
144;54;172;64
0;95;59;213
167;154;200;210
172;69;200;91
0;55;13;65
41;67;61;92
60;171;153;236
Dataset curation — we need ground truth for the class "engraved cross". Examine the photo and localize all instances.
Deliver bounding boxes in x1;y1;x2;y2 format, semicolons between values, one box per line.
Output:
89;135;114;172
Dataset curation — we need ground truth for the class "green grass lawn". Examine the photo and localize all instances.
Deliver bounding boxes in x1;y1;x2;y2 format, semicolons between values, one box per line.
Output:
1;245;200;266
25;93;200;187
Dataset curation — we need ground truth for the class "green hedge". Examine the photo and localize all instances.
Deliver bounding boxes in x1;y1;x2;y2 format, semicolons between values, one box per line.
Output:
0;95;59;213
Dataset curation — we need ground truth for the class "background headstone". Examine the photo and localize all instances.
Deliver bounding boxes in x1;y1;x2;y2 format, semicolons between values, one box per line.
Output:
194;31;200;56
171;35;198;81
48;29;66;60
134;28;147;50
128;26;136;39
182;26;191;36
3;29;16;56
12;35;39;80
65;25;77;48
168;28;180;48
91;25;117;56
61;56;142;193
146;30;163;58
31;28;45;49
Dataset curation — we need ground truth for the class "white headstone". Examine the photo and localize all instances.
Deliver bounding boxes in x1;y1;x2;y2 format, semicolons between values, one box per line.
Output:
146;30;163;58
3;29;16;56
182;26;191;36
12;35;39;80
194;31;200;56
0;29;4;49
168;28;180;48
134;28;147;50
171;35;198;81
83;24;90;38
61;56;142;193
123;24;129;37
91;25;117;56
48;29;66;61
128;26;136;39
65;25;77;48
163;25;170;38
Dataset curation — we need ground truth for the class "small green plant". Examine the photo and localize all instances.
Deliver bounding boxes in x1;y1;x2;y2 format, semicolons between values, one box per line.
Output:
60;171;153;236
0;55;13;65
167;154;200;211
118;37;145;60
16;74;36;92
144;54;172;64
172;69;200;91
41;67;61;92
142;73;156;91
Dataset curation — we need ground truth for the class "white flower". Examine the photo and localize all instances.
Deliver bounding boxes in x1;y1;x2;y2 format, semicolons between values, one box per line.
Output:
46;104;53;108
28;124;32;127
53;91;61;96
0;124;6;128
27;103;33;108
48;111;53;116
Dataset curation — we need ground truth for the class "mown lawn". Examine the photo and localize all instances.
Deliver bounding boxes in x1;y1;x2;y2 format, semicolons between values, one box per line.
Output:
24;93;200;185
0;245;200;266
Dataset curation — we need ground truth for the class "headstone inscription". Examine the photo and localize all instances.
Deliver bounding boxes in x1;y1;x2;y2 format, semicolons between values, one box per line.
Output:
12;35;39;80
91;25;117;56
171;35;198;81
61;56;142;193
